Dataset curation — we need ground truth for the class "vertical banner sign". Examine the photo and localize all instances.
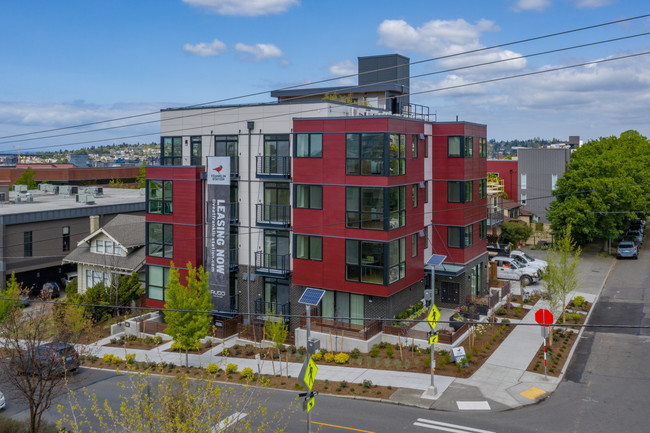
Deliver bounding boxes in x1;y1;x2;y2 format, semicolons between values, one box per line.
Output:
206;156;231;311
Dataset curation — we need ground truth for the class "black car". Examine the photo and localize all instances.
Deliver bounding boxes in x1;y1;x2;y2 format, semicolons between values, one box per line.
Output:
27;281;60;300
12;342;80;378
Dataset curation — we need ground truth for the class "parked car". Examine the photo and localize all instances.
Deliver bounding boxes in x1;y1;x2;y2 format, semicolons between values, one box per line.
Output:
616;241;638;259
27;281;60;300
60;272;77;287
487;242;511;257
490;256;541;286
0;390;5;410
625;229;643;246
12;342;80;378
510;250;548;274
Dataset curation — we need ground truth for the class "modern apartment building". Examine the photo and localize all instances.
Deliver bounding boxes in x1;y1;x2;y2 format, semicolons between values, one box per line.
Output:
144;55;488;327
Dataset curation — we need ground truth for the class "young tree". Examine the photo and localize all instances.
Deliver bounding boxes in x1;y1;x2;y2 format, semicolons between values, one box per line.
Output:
14;167;37;189
499;221;533;246
264;315;289;376
164;263;212;367
136;160;148;189
544;225;582;332
0;272;22;322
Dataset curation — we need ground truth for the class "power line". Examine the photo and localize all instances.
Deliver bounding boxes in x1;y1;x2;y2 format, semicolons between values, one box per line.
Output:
1;13;648;148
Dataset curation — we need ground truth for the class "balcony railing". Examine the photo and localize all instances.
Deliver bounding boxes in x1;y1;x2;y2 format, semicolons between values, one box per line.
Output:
230;202;239;224
256;156;291;178
256;204;291;228
487;210;504;228
229;248;238;272
254;251;290;278
254;299;290;323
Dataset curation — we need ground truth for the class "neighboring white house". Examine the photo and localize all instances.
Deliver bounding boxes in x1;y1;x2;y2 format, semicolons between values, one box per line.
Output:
63;214;145;294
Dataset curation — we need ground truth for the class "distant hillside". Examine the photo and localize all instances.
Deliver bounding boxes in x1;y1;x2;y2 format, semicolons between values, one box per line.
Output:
488;138;563;158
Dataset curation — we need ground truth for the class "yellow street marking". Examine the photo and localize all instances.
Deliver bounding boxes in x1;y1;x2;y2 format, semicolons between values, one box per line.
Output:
302;420;375;432
520;386;547;400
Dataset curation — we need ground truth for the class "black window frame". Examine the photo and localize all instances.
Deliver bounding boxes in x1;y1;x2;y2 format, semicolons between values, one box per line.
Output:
464;136;474;157
411;134;418;158
345;186;405;231
190;136;202;166
388;133;406;176
294;133;323;158
479;137;487;158
214;135;239;174
294;234;323;261
24;231;32;257
479;178;487;199
294;184;323;210
346;132;386;176
62;226;70;252
147;179;173;215
479;220;487;240
147;222;173;259
412;184;418;208
161;136;182;166
448;225;473;249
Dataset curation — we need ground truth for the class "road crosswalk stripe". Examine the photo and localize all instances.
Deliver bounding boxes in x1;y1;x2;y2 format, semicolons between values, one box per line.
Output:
211;411;248;432
414;418;496;433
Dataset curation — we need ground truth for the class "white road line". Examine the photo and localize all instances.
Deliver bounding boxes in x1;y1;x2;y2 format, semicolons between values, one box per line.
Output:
414;418;496;433
211;411;248;432
456;400;491;410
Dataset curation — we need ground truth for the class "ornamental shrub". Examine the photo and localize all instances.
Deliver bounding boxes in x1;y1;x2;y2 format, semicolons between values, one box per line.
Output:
206;363;220;374
126;353;136;364
572;295;585;308
323;352;335;363
240;367;255;380
386;346;394;358
334;353;349;364
370;345;380;358
572;313;581;323
311;352;323;361
225;363;238;374
350;348;361;359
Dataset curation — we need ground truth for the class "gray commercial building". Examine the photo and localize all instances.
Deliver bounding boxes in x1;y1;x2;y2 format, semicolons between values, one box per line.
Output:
0;187;145;291
516;147;572;224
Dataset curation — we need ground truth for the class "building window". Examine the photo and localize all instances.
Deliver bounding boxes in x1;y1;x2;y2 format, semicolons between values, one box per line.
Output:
215;135;239;175
479;137;487;158
479;220;487;240
479;179;487;199
96;239;104;253
105;240;114;255
448;136;462;157
521;193;527;205
295;185;322;209
388;238;406;284
295;133;323;158
464;137;473;157
147;180;173;215
412;184;418;208
161;136;182;166
389;133;406;176
321;290;364;325
424;137;429;158
465;224;474;247
551;174;558;191
424;181;429;203
448;227;461;248
465;181;473;203
190;136;202;166
448;181;462;203
346;133;385;176
521;173;527;190
148;222;173;258
411;134;418;158
295;235;322;261
86;270;109;289
147;265;170;301
24;231;32;257
62;226;70;252
411;233;418;257
346;240;384;285
388;186;406;229
346;187;383;230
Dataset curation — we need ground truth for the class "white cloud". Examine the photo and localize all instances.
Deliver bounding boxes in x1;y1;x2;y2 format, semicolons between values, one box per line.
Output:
183;0;299;16
575;0;613;8
234;42;283;61
183;39;227;56
512;0;551;12
328;59;356;85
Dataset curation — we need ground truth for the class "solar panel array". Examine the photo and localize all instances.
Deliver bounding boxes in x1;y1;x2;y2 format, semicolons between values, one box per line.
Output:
426;254;447;266
298;287;326;306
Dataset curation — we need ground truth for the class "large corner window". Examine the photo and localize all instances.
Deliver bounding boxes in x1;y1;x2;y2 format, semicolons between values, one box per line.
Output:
388;237;406;284
346;186;405;230
295;133;323;158
464;137;474;157
346;133;385;176
147;180;173;215
147;222;173;258
388;133;406;176
411;134;418;158
161;136;182;166
479;179;487;199
479;137;487;158
190;136;202;166
448;180;473;203
215;135;239;175
295;234;322;261
448;136;475;158
448;225;473;249
295;185;323;209
479;220;487;240
346;240;384;285
465;181;473;203
147;265;170;301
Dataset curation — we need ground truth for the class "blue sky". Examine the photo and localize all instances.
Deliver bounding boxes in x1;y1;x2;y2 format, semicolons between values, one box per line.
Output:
1;0;649;151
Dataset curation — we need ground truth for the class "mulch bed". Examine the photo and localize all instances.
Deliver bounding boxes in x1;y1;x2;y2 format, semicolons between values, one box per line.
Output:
526;328;579;376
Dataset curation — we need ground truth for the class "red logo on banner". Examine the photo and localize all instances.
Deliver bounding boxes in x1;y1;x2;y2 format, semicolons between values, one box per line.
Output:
214;165;223;173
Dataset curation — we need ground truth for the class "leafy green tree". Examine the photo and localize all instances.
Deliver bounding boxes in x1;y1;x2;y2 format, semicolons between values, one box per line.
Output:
264;315;289;376
548;130;650;245
164;263;212;367
544;225;582;332
499;222;533;246
0;273;22;322
14;167;37;189
136;160;148;189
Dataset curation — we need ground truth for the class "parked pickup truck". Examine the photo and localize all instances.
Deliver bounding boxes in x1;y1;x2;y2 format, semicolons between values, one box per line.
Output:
510;250;548;275
490;256;541;286
487;242;511;257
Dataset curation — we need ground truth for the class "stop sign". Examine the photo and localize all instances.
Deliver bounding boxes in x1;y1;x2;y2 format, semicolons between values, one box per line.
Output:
535;308;554;327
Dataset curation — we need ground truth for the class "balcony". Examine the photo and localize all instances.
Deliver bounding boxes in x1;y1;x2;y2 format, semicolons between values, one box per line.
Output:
487;210;504;228
230;202;239;224
256;156;291;178
229;248;238;272
254;251;290;278
254;299;290;323
256;204;291;228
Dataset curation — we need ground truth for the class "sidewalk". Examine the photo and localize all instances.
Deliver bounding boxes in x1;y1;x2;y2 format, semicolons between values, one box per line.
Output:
83;244;614;412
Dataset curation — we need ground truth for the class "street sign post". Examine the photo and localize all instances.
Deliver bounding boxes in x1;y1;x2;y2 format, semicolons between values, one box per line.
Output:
535;308;554;379
423;304;441;398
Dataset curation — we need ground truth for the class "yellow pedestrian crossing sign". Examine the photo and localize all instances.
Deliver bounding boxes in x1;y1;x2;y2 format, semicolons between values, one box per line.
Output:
429;334;438;345
298;356;319;391
427;304;440;330
305;395;316;412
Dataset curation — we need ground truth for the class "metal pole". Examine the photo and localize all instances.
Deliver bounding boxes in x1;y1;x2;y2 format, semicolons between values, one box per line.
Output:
306;304;311;433
544;335;547;380
430;342;435;388
246;124;253;324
